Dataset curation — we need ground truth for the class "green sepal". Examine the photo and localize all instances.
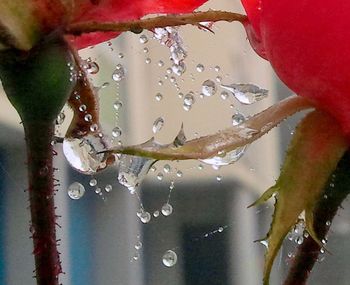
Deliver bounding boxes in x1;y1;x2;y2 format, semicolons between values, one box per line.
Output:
0;35;75;123
253;110;348;285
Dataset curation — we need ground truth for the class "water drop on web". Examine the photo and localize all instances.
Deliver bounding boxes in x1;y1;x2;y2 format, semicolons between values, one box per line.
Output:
112;126;122;138
140;211;151;224
155;93;163;101
118;155;155;192
55;112;65;125
139;34;148;44
183;93;195;106
162;250;177;267
112;64;126;82
89;178;97;187
232;112;246;126
220;91;229;100
163;164;171;173
113;100;123;111
105;184;113;192
135;241;143;250
67;182;85;200
202;80;217;97
152;117;164;134
161;203;173;216
221;83;268;105
153;210;160;218
196;64;205;72
157;173;164;181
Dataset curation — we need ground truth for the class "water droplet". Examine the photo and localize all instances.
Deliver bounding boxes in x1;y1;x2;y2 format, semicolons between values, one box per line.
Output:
139;35;148;44
200;147;246;166
215;76;222;83
95;187;101;194
216;175;223;182
214;65;221;72
259;239;269;249
55;112;65;125
118;52;124;58
140;211;151;223
158;60;164;67
196;64;205;72
118;155;155;191
232;112;246;126
132;252;140;261
105;184;112;192
89;179;97;187
295;236;304;245
176;170;183;178
202;79;217;97
326;220;331;226
152;117;165;134
84;114;92;122
157;173;164;181
220;91;229;100
135;241;143;250
90;124;98;132
218;227;224;232
112;64;126;82
183;93;195;106
221;83;268;105
158;80;163;86
172;62;186;76
162;250;177;267
113;101;123;110
155;93;163;101
183;104;192;111
85;61;99;74
161;203;173;216
63;135;108;174
67;182;85;200
163;164;171;173
145;57;151;64
153;210;160;217
79;104;87;112
112;127;122;138
198;164;204;170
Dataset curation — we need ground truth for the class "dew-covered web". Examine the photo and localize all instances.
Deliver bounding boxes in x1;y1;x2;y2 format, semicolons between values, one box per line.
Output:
53;20;280;279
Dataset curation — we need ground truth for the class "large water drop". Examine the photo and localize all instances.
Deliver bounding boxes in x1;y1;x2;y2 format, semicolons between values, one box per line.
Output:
221;83;268;104
63;134;108;174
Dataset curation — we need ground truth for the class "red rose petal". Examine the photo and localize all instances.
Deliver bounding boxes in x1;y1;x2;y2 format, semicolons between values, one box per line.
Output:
242;0;350;136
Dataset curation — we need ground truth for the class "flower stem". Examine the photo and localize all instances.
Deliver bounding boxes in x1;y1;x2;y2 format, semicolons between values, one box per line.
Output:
67;11;247;35
283;151;350;285
25;121;61;285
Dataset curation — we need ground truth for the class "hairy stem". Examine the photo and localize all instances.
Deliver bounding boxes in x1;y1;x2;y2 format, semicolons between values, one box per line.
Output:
25;121;61;285
106;96;314;160
67;11;247;35
284;151;350;285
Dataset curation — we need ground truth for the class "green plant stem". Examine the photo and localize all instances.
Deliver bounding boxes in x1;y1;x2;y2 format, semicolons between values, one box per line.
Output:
283;151;350;285
25;121;60;285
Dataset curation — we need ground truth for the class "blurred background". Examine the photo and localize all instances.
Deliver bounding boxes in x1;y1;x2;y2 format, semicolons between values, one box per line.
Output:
1;0;350;284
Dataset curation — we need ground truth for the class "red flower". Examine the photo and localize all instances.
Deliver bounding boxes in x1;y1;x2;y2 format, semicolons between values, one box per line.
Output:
242;0;350;136
1;0;207;51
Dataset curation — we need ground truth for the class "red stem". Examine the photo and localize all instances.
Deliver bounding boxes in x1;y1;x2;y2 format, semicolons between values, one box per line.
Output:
25;121;61;285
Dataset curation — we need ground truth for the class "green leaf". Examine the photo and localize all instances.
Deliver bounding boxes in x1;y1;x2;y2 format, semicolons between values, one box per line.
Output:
251;110;348;285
